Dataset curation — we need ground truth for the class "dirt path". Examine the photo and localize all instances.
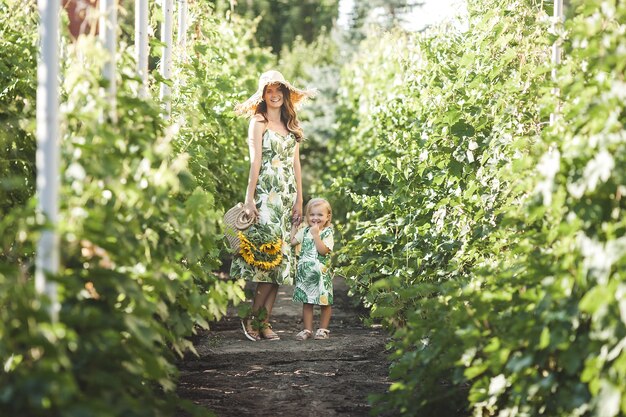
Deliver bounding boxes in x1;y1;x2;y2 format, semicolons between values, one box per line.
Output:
176;277;392;417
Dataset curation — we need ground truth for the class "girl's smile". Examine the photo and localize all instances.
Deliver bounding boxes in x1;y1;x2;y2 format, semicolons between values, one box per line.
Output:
308;205;330;228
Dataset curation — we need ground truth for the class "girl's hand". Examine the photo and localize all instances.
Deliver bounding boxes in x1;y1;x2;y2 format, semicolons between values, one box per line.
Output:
309;224;320;235
292;204;302;226
244;200;259;221
290;224;299;246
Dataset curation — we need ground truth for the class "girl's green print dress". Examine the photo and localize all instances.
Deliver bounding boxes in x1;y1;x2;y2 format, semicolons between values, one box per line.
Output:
230;129;297;285
292;226;334;305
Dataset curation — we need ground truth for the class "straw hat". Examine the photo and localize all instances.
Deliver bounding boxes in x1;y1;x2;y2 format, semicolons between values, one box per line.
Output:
234;70;317;117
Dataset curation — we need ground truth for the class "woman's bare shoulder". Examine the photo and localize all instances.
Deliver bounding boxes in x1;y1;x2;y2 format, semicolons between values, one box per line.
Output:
248;114;267;138
250;113;266;124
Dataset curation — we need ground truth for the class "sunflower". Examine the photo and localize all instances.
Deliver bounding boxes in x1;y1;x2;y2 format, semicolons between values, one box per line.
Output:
237;224;283;270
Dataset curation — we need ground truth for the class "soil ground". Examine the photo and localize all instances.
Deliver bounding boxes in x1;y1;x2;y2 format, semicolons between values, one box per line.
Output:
176;277;392;417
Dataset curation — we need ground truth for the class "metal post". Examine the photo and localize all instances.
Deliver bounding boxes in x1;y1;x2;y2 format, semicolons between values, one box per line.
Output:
550;0;564;126
160;0;173;118
100;0;117;120
135;0;149;98
177;0;187;50
36;0;60;321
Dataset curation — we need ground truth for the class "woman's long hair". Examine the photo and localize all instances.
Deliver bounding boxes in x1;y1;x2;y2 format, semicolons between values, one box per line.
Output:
255;84;304;142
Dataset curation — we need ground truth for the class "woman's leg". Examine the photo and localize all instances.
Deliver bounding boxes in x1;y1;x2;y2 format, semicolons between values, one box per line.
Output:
244;283;275;338
252;282;279;318
319;305;332;330
262;283;279;322
251;282;280;339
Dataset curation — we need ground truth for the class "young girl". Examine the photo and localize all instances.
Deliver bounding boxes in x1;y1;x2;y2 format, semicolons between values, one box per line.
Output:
291;198;335;340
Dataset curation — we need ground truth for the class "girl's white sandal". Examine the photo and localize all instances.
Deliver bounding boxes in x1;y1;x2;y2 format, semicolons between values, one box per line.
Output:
295;329;313;341
314;328;330;340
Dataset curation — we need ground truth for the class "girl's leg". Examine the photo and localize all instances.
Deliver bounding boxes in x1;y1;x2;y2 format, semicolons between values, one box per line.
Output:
312;305;332;340
319;305;332;330
302;303;314;331
295;304;315;340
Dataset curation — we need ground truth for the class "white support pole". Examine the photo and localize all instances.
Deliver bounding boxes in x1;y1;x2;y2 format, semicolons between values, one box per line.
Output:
160;0;173;118
36;0;60;321
135;0;149;98
550;0;564;126
177;0;187;50
100;0;117;120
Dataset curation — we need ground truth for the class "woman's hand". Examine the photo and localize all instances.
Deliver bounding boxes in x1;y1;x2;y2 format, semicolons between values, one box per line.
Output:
292;203;302;227
244;200;259;222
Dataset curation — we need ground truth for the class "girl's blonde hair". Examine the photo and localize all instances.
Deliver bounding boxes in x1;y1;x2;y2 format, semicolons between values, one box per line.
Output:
305;198;333;228
255;83;304;142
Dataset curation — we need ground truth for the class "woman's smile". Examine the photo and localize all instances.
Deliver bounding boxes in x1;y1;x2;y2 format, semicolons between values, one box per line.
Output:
265;84;284;107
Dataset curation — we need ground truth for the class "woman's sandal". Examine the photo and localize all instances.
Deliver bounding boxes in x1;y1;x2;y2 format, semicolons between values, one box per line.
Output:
314;328;330;340
241;318;261;342
295;329;313;341
260;323;280;341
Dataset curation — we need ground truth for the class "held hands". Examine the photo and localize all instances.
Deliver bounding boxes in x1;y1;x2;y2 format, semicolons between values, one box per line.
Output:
292;204;302;227
290;223;299;246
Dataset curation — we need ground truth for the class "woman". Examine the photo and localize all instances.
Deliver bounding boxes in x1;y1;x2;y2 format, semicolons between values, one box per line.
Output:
231;70;315;341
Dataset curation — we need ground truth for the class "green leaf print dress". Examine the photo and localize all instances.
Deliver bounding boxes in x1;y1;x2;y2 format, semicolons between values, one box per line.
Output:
230;129;297;285
292;226;334;305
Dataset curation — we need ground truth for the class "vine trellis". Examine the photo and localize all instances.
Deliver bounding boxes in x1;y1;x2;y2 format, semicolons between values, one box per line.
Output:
35;0;189;320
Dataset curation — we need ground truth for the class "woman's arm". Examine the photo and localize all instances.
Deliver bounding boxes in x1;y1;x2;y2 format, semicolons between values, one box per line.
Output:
244;116;265;218
292;142;303;224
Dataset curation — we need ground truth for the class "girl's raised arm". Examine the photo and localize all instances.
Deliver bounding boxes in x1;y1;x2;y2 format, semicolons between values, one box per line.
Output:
309;226;331;256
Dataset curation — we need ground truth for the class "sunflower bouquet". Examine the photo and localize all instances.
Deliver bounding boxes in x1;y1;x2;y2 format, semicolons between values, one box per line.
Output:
237;223;283;270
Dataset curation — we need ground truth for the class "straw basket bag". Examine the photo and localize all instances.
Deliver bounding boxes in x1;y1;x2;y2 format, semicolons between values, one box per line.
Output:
223;203;256;253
